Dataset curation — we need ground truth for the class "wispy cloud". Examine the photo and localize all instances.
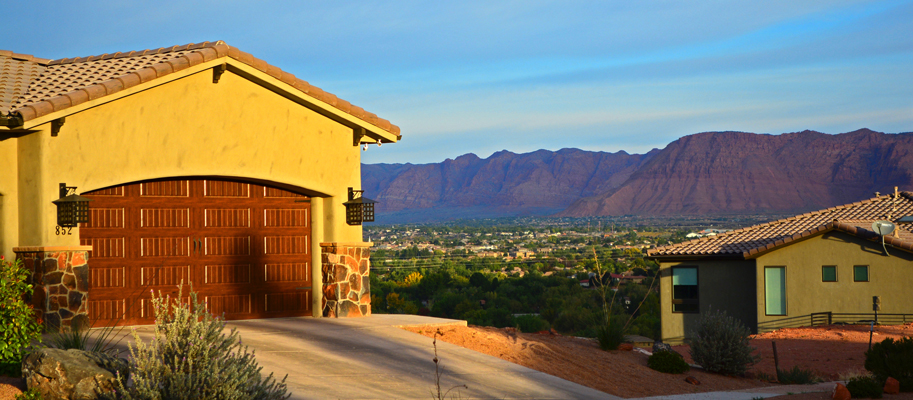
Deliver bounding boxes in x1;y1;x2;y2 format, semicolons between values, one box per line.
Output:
4;0;910;164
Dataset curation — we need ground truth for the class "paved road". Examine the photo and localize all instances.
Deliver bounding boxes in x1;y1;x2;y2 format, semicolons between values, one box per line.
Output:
94;314;617;400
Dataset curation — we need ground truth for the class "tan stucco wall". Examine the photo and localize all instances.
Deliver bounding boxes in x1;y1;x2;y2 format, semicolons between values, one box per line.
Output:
0;137;19;258
754;231;913;331
13;67;368;248
659;258;756;343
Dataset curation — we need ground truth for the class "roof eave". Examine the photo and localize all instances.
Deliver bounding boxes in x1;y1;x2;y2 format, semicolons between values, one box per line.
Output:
645;253;746;262
10;43;401;142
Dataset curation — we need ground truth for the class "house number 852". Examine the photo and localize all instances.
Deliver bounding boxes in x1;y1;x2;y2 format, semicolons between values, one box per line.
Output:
55;226;73;236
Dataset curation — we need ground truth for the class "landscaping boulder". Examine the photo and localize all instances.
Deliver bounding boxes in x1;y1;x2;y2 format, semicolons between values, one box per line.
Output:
832;383;850;400
653;341;682;357
22;348;128;400
885;377;900;394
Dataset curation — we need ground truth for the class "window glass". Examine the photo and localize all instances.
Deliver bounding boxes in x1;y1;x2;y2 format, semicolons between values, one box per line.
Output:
765;267;787;315
854;265;869;282
672;267;698;313
822;266;837;282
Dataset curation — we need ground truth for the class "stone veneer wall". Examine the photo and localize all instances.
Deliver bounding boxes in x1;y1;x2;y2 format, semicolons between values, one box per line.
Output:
320;242;371;317
13;246;92;332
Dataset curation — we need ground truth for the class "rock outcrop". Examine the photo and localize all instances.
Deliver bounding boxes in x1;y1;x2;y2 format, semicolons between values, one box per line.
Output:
22;348;127;400
559;129;913;216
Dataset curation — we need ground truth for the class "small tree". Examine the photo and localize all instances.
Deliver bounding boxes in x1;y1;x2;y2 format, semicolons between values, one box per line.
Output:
689;309;759;375
103;285;289;399
0;257;42;376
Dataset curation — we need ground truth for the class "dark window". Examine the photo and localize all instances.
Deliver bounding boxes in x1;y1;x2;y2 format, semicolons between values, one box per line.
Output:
672;267;698;313
822;266;837;282
854;265;869;282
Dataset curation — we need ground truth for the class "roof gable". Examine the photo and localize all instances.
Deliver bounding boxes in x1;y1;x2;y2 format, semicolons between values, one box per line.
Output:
648;191;913;259
0;41;399;138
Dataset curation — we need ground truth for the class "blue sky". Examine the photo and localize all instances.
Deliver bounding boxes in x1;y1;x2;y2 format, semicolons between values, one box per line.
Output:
5;1;912;164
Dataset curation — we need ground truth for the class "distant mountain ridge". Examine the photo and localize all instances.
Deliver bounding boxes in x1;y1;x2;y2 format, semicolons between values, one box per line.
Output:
362;129;913;222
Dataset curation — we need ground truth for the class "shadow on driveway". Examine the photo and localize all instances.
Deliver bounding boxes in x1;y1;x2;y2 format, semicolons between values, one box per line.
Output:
85;314;615;400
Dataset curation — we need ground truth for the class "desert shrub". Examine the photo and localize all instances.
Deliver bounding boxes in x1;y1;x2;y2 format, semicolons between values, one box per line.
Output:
647;350;690;374
776;365;820;384
847;376;883;399
865;336;913;392
14;387;43;400
514;315;550;333
102;286;289;400
0;257;42;377
688;310;758;375
596;316;626;351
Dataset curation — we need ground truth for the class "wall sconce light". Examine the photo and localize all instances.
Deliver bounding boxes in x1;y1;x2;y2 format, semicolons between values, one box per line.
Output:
343;187;376;226
52;183;92;228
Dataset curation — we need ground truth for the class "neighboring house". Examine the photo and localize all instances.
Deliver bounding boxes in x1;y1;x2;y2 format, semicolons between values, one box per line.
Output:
647;191;913;343
0;41;400;331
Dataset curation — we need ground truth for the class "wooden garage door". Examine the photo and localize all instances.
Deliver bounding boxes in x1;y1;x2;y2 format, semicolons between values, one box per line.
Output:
80;179;312;326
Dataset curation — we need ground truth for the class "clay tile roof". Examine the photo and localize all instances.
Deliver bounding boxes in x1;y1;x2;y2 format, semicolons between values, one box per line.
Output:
0;41;400;136
648;192;913;258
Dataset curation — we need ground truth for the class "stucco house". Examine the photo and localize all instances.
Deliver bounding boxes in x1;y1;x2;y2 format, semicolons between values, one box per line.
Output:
0;41;400;330
647;191;913;343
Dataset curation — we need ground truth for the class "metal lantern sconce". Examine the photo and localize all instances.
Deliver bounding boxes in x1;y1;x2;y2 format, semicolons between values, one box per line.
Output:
343;187;376;225
52;183;92;228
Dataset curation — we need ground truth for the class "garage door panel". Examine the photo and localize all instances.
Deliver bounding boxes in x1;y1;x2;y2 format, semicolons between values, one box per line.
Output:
82;237;125;258
140;265;191;286
205;236;251;256
204;181;250;197
83;208;125;229
90;267;125;288
263;187;306;198
263;209;308;227
204;208;251;228
88;298;126;322
205;264;252;284
264;236;308;255
264;263;310;283
265;292;310;313
206;294;252;315
140;208;190;228
140;181;190;197
140;237;191;257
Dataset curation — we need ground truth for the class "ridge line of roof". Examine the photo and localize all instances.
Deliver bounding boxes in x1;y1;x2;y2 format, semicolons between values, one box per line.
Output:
0;50;52;65
8;41;400;136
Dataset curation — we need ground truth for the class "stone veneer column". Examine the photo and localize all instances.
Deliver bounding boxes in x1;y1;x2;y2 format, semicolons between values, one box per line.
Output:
13;246;92;332
320;242;372;317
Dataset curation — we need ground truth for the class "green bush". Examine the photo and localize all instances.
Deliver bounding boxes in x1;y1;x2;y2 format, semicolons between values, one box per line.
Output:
847;376;883;399
14;387;43;400
647;351;689;374
0;257;42;377
688;310;758;375
514;315;550;333
776;365;820;384
865;336;913;392
102;286;289;399
596;316;626;351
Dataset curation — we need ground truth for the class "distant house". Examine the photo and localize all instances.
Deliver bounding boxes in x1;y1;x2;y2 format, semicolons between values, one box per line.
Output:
648;191;913;343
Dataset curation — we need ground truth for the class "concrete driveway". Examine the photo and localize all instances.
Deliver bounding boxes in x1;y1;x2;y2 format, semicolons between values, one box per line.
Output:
92;314;616;400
